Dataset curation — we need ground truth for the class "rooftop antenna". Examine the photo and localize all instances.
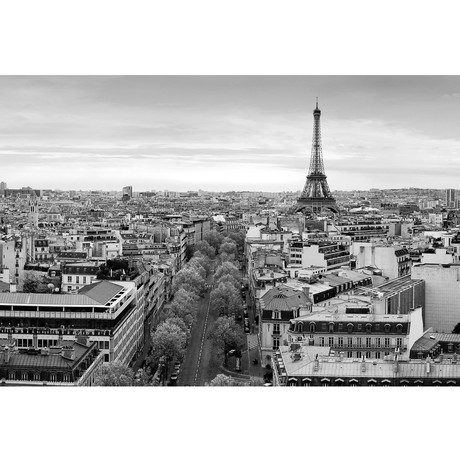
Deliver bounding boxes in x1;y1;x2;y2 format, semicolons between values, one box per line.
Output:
316;96;319;109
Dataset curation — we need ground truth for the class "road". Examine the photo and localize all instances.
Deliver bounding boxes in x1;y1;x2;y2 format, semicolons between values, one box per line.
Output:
177;282;213;386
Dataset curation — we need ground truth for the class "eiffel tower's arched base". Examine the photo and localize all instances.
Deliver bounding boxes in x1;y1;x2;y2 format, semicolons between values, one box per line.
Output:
294;199;340;215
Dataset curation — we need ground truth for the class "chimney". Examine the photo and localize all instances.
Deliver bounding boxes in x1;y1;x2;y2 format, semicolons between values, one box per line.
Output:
2;346;11;364
61;346;75;360
75;335;89;346
302;286;310;298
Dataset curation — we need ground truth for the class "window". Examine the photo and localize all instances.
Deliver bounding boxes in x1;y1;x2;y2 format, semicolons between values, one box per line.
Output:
38;340;43;348
384;323;391;333
67;276;72;282
347;337;353;348
76;276;80;284
384;338;390;348
338;337;343;348
356;351;362;359
366;338;372;348
50;374;57;382
357;337;362;348
347;351;353;358
347;323;353;333
375;352;381;359
273;337;280;350
273;324;281;334
320;337;325;347
83;276;87;283
396;324;403;333
328;337;334;347
273;310;280;320
296;322;303;333
67;286;72;292
309;322;316;333
328;322;335;333
365;351;371;359
376;338;381;348
365;323;372;333
396;338;403;349
34;373;40;381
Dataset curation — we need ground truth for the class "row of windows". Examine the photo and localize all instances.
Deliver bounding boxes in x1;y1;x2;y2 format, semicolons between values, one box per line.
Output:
295;336;404;349
287;378;456;387
8;372;71;382
66;276;92;283
293;322;404;334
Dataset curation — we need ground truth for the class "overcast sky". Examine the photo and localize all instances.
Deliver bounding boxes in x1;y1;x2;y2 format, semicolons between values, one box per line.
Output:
1;76;460;192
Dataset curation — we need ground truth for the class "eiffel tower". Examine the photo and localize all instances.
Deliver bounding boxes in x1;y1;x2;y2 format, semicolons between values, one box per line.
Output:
295;100;339;214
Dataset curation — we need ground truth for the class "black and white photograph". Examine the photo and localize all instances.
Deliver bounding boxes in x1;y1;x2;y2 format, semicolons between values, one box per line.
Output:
2;1;459;459
3;75;460;388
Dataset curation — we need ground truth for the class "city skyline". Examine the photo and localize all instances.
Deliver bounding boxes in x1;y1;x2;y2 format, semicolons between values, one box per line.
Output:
2;76;460;192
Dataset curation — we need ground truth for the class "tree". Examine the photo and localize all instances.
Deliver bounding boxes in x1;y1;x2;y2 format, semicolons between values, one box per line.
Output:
209;316;246;364
203;231;225;253
149;319;187;375
207;374;264;386
172;266;206;296
195;240;216;259
190;252;212;276
93;362;135;386
210;281;241;317
165;316;191;341
225;231;246;253
187;258;207;281
219;240;238;258
452;323;460;334
185;244;195;262
215;273;241;291
214;261;241;285
22;273;56;293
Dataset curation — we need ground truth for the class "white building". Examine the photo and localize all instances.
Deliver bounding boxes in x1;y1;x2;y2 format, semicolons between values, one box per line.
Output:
352;242;411;280
411;263;460;333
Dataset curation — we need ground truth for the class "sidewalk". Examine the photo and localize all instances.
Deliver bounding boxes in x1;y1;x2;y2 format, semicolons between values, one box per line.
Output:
246;333;265;379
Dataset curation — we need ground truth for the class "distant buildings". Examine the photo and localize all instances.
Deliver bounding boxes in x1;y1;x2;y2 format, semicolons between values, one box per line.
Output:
446;189;456;208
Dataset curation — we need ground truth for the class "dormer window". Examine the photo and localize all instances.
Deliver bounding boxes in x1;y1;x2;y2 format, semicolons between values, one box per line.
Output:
309;322;316;333
396;324;403;333
273;310;281;320
384;323;391;333
296;322;304;333
328;322;335;333
347;323;354;333
365;323;372;333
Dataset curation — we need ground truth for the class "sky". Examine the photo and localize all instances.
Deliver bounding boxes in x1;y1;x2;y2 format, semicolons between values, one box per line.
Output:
1;75;460;192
